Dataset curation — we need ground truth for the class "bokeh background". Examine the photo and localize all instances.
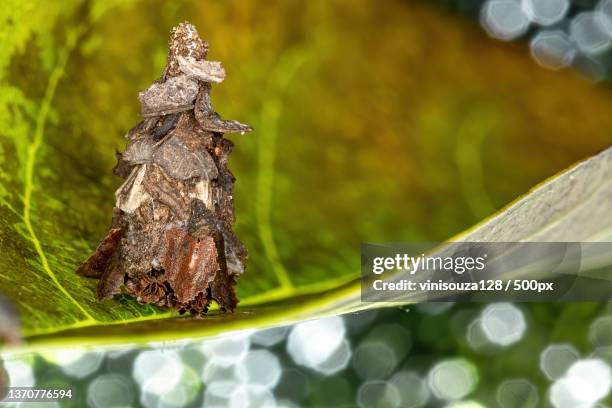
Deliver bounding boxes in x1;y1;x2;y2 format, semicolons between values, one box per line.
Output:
4;304;612;408
2;0;612;407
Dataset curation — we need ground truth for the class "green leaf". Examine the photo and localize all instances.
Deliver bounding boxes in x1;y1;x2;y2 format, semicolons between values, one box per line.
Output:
1;0;611;351
454;147;612;243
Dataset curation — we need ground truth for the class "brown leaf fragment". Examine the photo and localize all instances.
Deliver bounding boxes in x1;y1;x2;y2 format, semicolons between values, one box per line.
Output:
126;275;166;305
188;190;246;277
210;269;238;312
194;85;253;134
122;137;155;165
165;22;209;78
222;229;248;276
178;56;226;83
187;196;222;236
188;199;233;276
139;75;199;117
196;112;253;134
76;228;123;278
113;150;133;179
144;168;191;219
157;228;220;306
96;253;127;300
151;112;181;142
152;136;219;180
115;165;151;214
188;292;211;314
126;117;159;141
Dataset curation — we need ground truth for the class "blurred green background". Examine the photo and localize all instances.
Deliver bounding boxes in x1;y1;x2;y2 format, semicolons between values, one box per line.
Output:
1;0;612;407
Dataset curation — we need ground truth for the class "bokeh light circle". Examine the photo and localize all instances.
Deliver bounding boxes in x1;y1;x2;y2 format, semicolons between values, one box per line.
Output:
550;358;612;407
4;359;34;388
314;338;352;375
589;316;612;347
570;12;612;55
389;371;430;408
86;374;134;408
496;379;539;408
133;349;184;395
200;331;252;367
530;30;576;70
480;303;526;346
235;349;282;389
540;344;580;380
352;341;397;380
427;358;478;401
229;384;276;408
522;0;569;26
287;316;346;370
481;0;531;41
357;380;401;408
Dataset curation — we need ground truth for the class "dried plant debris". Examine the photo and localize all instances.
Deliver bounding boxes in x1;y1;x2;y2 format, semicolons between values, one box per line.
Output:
77;22;252;315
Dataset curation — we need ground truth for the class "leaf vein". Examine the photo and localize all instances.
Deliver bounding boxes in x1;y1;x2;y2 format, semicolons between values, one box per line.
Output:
21;27;95;323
